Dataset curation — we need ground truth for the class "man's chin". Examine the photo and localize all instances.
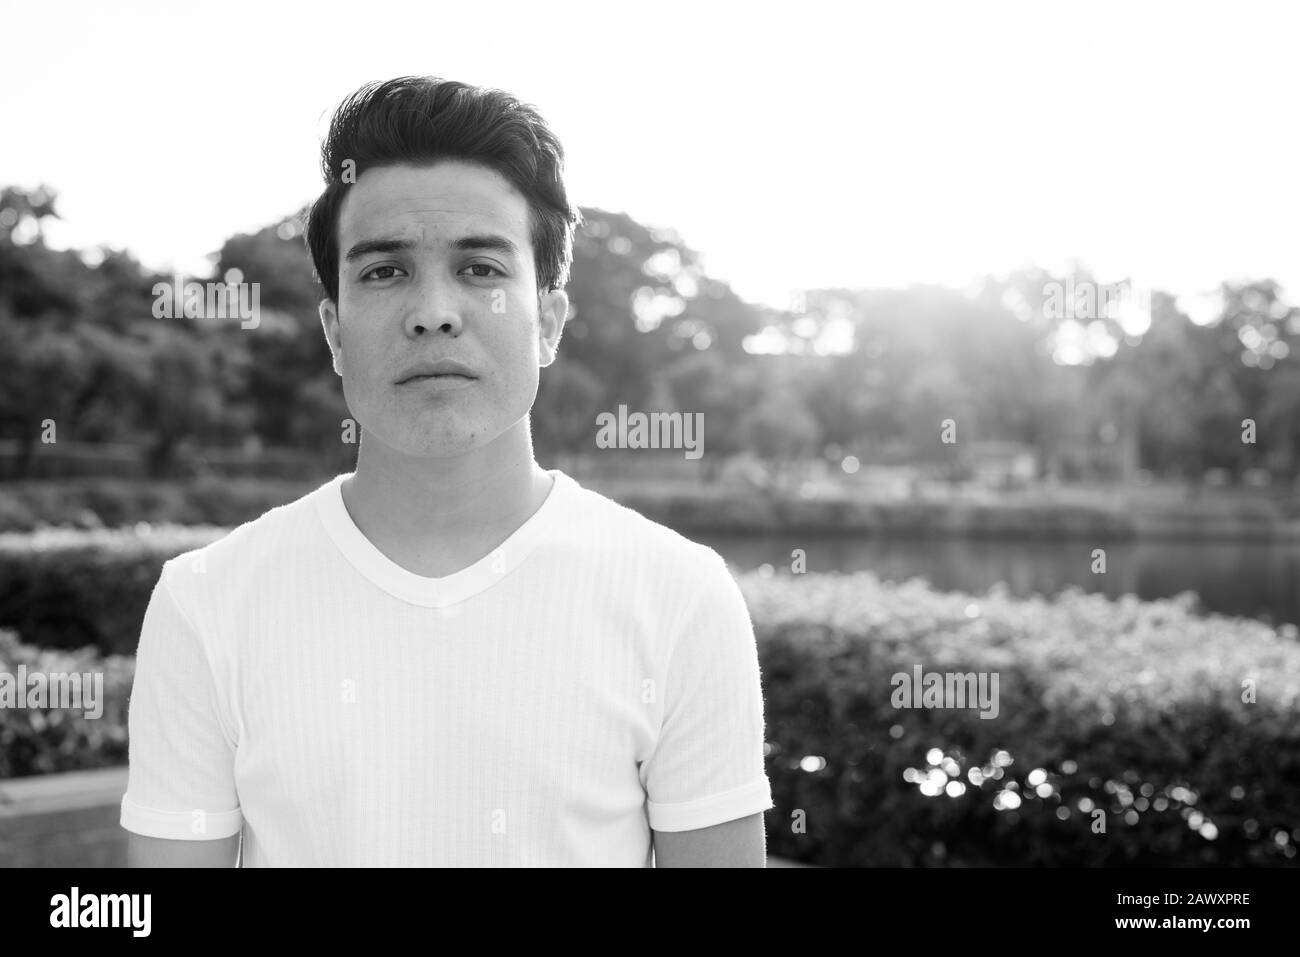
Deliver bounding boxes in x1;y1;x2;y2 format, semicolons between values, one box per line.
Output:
407;437;485;458
403;427;503;459
360;411;528;460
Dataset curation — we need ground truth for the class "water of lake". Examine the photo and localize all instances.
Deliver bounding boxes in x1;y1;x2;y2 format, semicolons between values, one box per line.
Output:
700;535;1300;628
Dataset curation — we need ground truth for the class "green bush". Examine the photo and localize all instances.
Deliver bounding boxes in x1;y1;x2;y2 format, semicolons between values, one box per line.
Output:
0;525;224;654
0;629;134;777
744;571;1300;866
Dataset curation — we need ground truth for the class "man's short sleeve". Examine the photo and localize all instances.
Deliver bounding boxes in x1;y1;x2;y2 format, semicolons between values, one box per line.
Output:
120;561;243;840
642;550;774;832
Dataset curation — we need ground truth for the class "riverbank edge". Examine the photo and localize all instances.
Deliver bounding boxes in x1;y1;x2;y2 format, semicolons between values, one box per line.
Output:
604;493;1300;542
2;477;1298;542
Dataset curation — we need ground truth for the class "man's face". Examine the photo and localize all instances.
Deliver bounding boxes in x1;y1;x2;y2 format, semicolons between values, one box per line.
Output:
320;161;567;458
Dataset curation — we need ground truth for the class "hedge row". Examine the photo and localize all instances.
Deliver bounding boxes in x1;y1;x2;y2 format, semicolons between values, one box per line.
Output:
0;525;226;655
745;572;1300;866
0;628;134;777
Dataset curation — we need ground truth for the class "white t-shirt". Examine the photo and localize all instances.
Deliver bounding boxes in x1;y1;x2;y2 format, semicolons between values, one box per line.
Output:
120;469;774;866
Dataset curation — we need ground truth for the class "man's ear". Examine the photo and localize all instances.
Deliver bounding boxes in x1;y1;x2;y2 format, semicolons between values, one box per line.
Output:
538;288;569;368
319;299;343;376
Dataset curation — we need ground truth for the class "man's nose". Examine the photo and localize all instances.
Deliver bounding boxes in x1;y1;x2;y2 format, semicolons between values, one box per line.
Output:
405;272;464;337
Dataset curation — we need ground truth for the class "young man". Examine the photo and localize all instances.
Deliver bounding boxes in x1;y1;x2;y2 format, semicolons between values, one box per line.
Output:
121;76;773;867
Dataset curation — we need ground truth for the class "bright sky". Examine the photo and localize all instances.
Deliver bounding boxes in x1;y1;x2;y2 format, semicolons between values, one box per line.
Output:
2;0;1297;312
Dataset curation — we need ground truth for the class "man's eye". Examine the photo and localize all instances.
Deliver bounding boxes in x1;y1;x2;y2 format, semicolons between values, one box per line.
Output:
463;263;503;278
361;265;404;281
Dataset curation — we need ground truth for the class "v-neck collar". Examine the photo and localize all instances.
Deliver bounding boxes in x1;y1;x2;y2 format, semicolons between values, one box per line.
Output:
312;469;575;608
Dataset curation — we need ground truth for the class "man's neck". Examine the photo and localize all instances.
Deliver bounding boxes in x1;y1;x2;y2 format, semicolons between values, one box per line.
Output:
339;424;554;579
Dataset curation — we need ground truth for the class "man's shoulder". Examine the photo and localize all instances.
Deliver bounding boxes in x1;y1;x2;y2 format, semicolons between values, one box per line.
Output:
159;475;335;602
557;475;729;580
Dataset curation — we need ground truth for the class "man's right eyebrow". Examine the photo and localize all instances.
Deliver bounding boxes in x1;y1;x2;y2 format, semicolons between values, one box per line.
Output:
343;238;418;262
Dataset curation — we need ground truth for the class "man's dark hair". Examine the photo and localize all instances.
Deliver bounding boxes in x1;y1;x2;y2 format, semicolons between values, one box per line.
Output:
306;76;582;303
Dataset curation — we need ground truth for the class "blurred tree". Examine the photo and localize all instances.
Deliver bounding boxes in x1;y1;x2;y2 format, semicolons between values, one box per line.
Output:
214;210;331;447
0;188;162;472
0;312;91;474
739;388;822;490
532;354;606;465
1211;280;1299;476
0;185;79;320
134;324;228;476
564;208;763;414
4;176;1298;488
660;349;763;475
288;367;355;470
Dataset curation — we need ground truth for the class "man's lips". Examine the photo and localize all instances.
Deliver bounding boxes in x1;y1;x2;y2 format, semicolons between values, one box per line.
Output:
397;372;477;389
394;358;479;384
